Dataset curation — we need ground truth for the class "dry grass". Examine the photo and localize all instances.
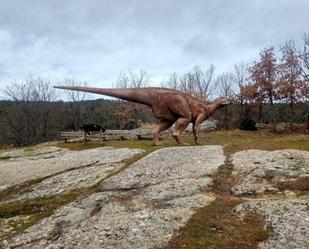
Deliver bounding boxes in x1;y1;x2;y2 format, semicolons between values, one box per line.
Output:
166;196;268;249
275;176;309;192
58;130;309;154
0;189;91;240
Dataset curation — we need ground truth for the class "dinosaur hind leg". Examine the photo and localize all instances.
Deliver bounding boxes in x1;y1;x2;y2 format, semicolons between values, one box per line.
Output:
172;118;191;145
152;120;174;146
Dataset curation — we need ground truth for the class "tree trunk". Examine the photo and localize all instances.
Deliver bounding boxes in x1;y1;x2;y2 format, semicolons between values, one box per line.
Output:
270;102;277;133
289;100;295;129
269;94;277;133
257;102;263;125
224;106;228;130
240;97;244;116
307;110;309;134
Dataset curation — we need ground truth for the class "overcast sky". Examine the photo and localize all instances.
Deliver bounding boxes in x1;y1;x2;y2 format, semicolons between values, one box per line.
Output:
0;0;308;94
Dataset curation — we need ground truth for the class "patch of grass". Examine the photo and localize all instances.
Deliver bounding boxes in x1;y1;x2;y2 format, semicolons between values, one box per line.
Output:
57;131;309;154
210;158;236;195
209;146;239;196
58;138;172;154
23;148;35;153
0;215;32;241
275;176;309;192
0;178;51;202
0;189;90;219
57;142;108;151
166;196;268;249
201;131;309;154
0;188;92;241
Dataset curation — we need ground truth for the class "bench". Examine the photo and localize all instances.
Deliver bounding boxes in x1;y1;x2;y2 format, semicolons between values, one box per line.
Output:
60;128;153;143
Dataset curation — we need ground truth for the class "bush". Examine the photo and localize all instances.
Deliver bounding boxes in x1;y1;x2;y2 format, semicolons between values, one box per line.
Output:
239;114;257;131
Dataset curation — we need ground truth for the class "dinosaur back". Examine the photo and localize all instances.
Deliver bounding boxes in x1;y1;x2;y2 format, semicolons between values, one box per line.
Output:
54;86;183;106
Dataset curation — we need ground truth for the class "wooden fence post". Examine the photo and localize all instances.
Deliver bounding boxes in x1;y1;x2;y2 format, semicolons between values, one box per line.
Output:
99;128;102;144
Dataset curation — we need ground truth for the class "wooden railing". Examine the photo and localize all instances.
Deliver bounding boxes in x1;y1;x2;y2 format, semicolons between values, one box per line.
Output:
60;129;153;143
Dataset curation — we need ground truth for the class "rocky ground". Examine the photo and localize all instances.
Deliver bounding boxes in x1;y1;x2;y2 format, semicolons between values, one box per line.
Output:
231;149;309;249
0;143;308;249
0;146;142;191
231;149;309;196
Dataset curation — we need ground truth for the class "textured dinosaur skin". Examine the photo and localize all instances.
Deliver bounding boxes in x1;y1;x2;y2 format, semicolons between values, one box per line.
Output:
54;86;231;145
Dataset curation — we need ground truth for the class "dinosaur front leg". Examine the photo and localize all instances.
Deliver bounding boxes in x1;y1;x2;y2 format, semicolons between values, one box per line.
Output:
193;114;205;145
192;125;198;144
172;118;190;145
152;120;173;146
193;124;201;145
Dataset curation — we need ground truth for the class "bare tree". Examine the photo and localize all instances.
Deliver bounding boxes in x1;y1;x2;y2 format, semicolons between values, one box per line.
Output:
1;76;58;146
63;78;88;102
233;62;249;113
3;76;57;102
116;70;150;88
296;34;309;133
179;71;196;96
64;78;89;131
162;65;216;100
161;72;180;90
299;32;309;81
217;72;235;130
62;78;89;131
192;65;215;101
115;70;151;129
278;40;304;128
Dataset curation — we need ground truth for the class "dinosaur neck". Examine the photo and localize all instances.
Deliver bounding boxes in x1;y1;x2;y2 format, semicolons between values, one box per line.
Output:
206;102;223;116
54;86;153;106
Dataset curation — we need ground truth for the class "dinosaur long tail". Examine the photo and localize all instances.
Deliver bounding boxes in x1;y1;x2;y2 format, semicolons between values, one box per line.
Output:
54;86;154;106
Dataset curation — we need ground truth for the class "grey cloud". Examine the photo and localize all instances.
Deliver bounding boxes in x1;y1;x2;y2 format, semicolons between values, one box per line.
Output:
0;0;308;92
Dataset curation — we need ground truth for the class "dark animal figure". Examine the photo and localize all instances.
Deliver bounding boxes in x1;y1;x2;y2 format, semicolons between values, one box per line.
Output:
54;86;231;145
80;124;105;135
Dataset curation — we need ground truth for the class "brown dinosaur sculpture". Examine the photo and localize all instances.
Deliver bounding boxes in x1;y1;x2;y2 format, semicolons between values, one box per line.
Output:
54;86;231;145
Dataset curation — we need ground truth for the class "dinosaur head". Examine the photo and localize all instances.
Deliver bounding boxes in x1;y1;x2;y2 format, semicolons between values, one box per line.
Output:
214;97;232;107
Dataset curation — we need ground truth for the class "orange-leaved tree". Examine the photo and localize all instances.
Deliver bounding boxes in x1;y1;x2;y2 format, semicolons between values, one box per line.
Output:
249;47;279;132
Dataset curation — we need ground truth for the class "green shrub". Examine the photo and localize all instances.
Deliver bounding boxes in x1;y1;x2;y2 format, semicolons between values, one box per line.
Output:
239;114;257;131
